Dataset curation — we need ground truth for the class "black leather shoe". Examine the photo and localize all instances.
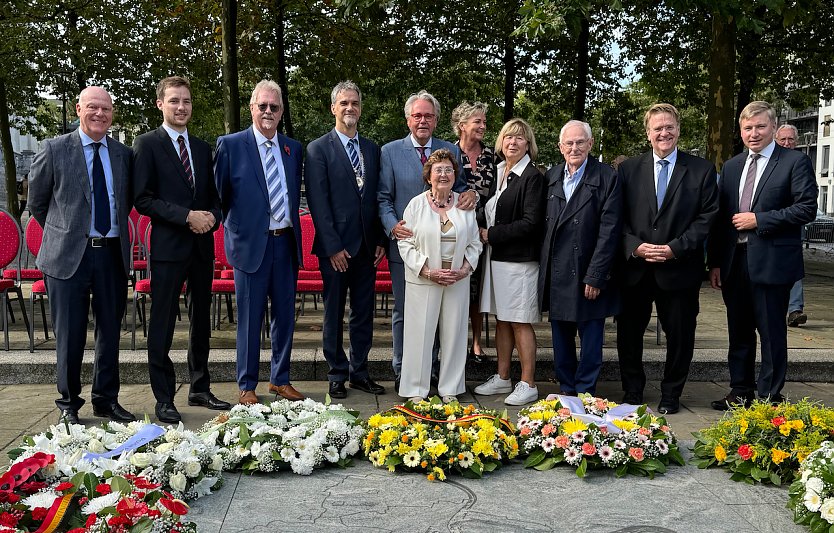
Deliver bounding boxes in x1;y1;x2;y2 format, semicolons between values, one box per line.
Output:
329;381;347;399
59;409;79;425
93;402;136;422
657;398;680;415
349;378;385;395
622;392;643;405
188;391;232;410
711;393;754;411
468;349;488;364
155;403;182;424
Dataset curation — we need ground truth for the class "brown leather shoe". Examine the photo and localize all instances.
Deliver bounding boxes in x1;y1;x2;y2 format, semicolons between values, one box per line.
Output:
268;383;305;401
239;390;259;405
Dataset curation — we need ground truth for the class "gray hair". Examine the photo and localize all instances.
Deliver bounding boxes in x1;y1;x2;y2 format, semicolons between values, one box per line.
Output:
451;101;489;137
404;90;440;118
776;123;799;137
331;80;362;105
559;120;593;143
250;80;282;105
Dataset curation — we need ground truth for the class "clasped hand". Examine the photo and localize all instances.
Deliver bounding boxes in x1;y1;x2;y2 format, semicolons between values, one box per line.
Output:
425;267;467;286
187;210;215;234
634;243;674;262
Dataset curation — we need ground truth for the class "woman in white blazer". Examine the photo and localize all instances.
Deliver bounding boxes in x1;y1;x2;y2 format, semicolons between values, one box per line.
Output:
398;149;483;403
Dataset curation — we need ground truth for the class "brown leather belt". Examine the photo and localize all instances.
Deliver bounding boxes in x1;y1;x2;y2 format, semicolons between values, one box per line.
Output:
89;237;119;247
267;228;292;236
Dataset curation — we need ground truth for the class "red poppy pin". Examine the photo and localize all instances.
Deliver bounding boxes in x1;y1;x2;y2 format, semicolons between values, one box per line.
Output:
283;144;290;156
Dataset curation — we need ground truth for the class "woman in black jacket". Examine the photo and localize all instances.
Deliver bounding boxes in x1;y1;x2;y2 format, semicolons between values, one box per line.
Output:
474;118;545;406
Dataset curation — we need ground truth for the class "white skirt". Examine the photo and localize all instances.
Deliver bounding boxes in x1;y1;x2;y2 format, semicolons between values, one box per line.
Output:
480;247;540;323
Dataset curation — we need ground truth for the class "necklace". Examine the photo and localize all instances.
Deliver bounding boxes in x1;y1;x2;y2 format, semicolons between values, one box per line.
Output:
429;190;453;208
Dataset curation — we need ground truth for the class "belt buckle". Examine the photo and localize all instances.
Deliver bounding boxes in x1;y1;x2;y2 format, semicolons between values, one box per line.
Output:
91;237;104;248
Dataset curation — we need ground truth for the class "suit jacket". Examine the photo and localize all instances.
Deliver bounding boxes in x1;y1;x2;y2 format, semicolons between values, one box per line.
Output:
485;160;545;263
214;127;303;273
28;130;132;279
378;136;467;263
538;157;621;320
132;127;220;262
398;192;482;284
304;129;385;259
708;143;817;285
619;150;718;290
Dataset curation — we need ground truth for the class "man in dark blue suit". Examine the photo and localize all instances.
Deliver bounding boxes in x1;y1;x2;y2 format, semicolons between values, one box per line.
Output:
133;76;231;423
538;120;621;397
709;101;817;409
214;80;306;404
304;81;387;399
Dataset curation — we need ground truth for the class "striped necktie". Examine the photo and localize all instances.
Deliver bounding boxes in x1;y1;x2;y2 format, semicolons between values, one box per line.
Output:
177;135;194;191
264;140;285;223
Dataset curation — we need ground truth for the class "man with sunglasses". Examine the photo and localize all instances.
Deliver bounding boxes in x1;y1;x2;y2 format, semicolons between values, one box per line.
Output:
214;80;305;405
378;90;477;391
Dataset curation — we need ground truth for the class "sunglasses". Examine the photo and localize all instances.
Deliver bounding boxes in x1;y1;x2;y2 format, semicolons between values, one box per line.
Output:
255;103;281;113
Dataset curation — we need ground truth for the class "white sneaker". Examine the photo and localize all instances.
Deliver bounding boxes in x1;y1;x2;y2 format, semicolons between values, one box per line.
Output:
474;374;513;395
442;395;457;404
504;381;538;406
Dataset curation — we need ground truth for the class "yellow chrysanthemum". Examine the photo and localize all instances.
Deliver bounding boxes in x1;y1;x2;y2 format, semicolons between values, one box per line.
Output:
379;429;399;446
738;418;748;434
424;440;449;458
562;418;589;434
611;419;638;432
367;414;383;428
471;439;494;456
432;467;446;481
790;419;805;431
770;448;790;465
779;424;792;436
714;445;727;462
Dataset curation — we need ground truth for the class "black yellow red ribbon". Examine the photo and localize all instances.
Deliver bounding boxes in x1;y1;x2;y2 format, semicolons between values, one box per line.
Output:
34;493;75;533
390;405;516;433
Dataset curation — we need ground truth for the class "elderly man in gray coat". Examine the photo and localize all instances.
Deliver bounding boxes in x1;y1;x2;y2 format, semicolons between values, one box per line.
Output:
538;120;622;396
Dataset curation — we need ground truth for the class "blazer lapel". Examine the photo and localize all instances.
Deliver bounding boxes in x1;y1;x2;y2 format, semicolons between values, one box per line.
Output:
67;131;92;207
640;154;659;219
156;127;193;192
751;148;779;209
245;128;270;205
330;130;361;197
276;133;297;214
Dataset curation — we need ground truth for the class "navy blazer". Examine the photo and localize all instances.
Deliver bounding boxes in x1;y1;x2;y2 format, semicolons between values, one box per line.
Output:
304;129;384;259
538;157;622;321
214;127;304;273
708;143;817;285
132;127;221;262
619;150;718;290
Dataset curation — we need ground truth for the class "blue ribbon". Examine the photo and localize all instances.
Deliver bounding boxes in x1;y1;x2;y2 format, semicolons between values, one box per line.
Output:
82;424;166;461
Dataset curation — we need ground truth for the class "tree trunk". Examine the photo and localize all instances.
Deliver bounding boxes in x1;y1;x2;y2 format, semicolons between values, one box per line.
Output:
0;80;20;220
573;15;590;121
67;10;86;94
275;0;292;137
733;39;760;155
705;14;736;172
503;36;516;122
221;0;240;134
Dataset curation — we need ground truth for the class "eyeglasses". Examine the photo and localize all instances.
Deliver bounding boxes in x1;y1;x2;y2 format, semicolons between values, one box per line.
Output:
561;139;588;149
410;113;436;122
432;167;455;176
255;103;281;113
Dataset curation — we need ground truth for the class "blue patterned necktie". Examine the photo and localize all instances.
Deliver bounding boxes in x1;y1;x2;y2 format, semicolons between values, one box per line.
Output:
91;142;111;235
264;141;285;223
656;159;670;209
347;138;364;193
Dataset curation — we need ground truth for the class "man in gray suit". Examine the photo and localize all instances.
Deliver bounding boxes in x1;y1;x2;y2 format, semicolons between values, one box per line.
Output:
29;86;136;425
378;90;477;386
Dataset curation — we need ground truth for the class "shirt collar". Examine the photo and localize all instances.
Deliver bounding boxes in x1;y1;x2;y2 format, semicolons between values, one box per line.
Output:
751;140;776;159
334;128;358;148
162;123;188;143
252;125;278;147
78;128;108;148
652;148;678;166
410;134;431;150
564;157;589;180
498;153;531;176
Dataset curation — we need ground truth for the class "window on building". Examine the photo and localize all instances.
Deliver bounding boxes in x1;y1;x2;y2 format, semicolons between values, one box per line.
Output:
825;115;832;138
823;146;830;177
822;186;829;214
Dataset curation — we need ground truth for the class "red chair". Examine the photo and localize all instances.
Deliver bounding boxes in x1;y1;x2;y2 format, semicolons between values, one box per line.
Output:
3;217;44;283
132;214;151;279
23;218;49;352
0;209;30;350
296;215;323;316
211;225;236;329
374;256;393;318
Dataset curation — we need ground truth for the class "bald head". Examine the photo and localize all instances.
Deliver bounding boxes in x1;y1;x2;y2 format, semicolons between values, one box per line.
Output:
76;86;113;141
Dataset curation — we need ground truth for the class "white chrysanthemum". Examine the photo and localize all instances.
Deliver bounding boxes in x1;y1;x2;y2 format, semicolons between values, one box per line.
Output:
458;451;474;469
807;477;825;495
324;446;339;463
541;438;556;453
81;491;122;514
802;468;813;483
341;440;360;459
402;451;421;468
280;447;296;462
599;446;615;463
290;458;314;475
22;490;60;510
806;491;823;512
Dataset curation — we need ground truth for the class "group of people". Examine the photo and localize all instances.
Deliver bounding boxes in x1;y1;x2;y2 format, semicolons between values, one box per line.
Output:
28;77;816;425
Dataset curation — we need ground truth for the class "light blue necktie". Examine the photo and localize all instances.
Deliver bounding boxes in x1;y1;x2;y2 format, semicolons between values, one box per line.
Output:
656;159;670;209
264;141;285;223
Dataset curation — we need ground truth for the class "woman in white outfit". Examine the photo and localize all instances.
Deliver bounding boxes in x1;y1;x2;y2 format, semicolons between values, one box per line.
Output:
398;149;483;403
474;118;545;406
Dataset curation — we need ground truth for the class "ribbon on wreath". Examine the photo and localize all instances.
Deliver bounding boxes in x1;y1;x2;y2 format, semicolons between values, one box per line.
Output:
390;405;516;433
33;493;75;533
548;394;642;435
82;423;166;461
